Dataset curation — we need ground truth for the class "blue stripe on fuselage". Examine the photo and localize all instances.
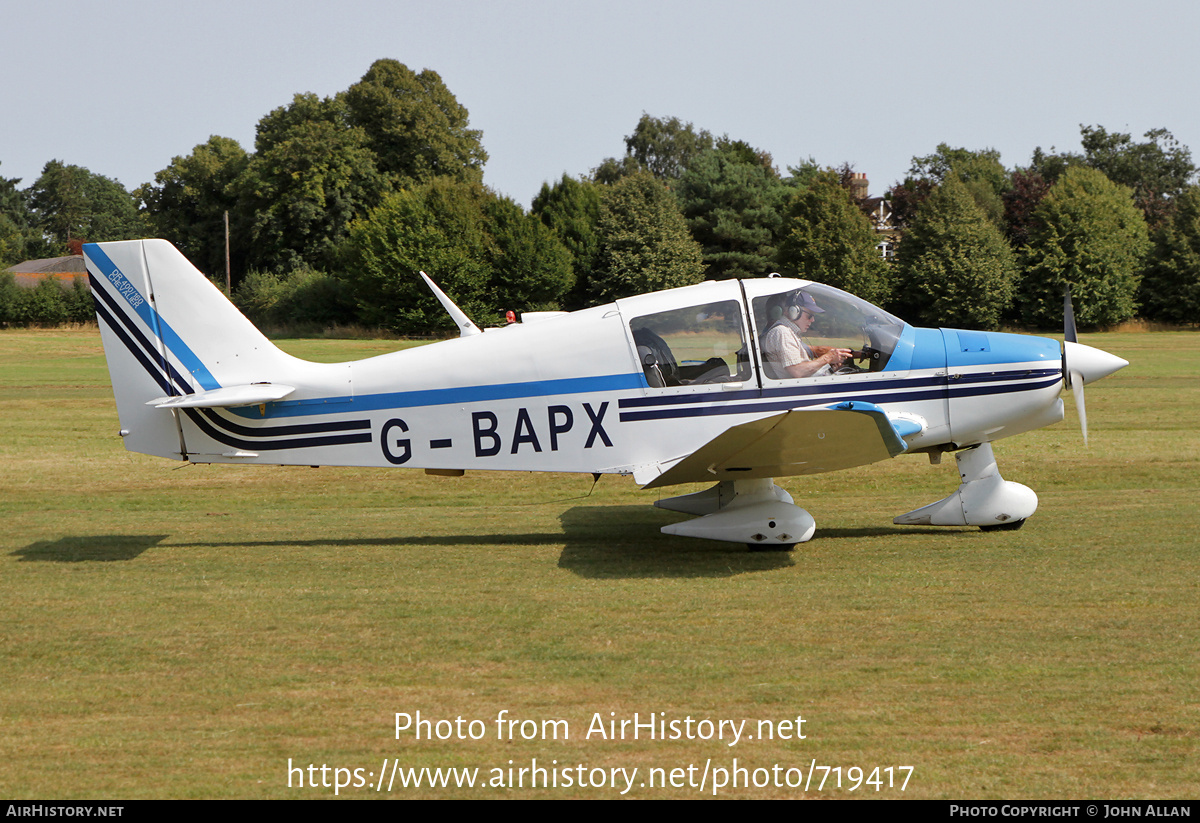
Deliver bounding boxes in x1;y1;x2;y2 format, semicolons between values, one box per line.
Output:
228;372;648;419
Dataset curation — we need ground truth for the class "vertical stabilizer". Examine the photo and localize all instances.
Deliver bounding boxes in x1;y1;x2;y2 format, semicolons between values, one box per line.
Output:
84;239;290;459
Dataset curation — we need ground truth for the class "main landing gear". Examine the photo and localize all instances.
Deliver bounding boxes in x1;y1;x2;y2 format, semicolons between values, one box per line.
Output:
655;477;815;550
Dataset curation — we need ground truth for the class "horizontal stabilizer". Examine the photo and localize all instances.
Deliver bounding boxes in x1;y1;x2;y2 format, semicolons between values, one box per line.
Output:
147;383;296;409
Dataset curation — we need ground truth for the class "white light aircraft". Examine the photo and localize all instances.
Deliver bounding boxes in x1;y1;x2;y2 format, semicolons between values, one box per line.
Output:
84;239;1127;549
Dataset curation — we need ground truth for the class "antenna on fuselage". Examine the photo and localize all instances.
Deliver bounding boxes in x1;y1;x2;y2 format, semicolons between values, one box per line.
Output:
419;271;482;337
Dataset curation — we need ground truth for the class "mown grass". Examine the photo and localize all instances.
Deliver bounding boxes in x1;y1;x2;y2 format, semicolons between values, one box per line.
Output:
0;327;1196;799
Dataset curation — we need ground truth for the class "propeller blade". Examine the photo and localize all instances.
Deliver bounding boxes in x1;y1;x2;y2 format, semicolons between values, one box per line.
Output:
1064;286;1078;345
1071;371;1088;446
1063;285;1086;442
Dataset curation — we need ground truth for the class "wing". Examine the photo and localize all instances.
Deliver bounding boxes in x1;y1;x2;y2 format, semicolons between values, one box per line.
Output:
637;401;916;489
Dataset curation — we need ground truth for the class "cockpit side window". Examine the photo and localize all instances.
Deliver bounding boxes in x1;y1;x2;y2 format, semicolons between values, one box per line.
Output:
629;300;750;388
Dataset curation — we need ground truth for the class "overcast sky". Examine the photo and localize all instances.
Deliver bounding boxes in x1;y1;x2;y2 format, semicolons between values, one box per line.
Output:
4;0;1199;205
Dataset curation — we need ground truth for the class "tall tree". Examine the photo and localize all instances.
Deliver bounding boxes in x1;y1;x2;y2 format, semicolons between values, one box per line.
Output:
776;170;891;306
1079;125;1197;229
1027;145;1084;186
623;114;714;181
901;143;1010;228
591;171;704;301
0;162;29;229
237;96;386;272
894;177;1017;330
531;174;602;306
483;195;574;312
346;179;573;332
1018;166;1148;328
343;58;487;186
26;160;145;247
138;136;250;278
675;142;788;280
0;163;36;265
347;178;494;332
593;114;714;184
1138;185;1200;324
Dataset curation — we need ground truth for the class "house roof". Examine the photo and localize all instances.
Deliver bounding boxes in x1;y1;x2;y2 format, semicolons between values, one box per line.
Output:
5;255;87;274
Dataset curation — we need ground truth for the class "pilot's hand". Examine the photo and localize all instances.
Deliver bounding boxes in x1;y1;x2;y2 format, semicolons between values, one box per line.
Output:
826;348;853;368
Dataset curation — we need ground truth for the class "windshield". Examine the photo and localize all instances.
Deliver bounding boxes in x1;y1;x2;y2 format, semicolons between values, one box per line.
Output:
751;282;906;377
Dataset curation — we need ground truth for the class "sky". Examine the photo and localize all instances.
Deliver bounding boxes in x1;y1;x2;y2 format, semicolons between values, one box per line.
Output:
4;0;1200;206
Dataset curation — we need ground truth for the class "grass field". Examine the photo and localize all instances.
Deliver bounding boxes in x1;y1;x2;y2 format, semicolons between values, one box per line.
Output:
1;327;1197;799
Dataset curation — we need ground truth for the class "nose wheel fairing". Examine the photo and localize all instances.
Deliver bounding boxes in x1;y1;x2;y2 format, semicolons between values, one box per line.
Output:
893;442;1038;529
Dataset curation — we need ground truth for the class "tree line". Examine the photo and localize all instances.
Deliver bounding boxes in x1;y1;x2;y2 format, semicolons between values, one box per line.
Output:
2;58;1198;331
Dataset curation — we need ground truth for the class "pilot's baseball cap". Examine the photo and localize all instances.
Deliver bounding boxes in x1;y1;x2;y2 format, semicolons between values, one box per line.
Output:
790;291;824;314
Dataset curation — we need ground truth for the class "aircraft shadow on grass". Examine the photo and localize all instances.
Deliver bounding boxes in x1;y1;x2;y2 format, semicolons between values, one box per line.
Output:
13;534;170;562
14;510;959;579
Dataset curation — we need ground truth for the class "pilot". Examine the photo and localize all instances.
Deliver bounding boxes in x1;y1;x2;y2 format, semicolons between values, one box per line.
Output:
761;291;852;379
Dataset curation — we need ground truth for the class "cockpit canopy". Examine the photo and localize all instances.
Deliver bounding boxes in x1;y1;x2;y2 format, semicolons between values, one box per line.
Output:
622;278;908;389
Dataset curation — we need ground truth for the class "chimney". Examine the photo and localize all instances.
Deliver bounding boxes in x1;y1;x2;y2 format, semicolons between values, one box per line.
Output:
850;172;869;202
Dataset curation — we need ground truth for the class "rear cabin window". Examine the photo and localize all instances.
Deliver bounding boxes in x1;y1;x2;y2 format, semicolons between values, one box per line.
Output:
629;300;750;388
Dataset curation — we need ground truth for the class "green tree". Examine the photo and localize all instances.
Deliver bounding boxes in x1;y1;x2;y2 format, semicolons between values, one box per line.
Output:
675;142;789;280
138;136;250;279
593;114;714;184
904;143;1010;228
910;144;1008;191
776;171;891;305
483;195;574;312
0;272;21;323
0;164;38;267
0;162;30;230
15;277;69;326
1138;185;1200;324
346;178;492;332
531;174;603;306
1080;125;1197;229
26;161;145;247
345;179;572;333
894;177;1018;330
591;171;704;301
233;265;356;330
343;58;487;186
1027;145;1085;186
0;214;28;267
1018;166;1148;328
237;100;386;272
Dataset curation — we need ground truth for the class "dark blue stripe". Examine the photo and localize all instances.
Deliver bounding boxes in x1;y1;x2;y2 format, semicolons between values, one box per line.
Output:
616;368;1059;410
84;244;220;390
181;409;373;451
195;408;371;438
93;297;175;397
91;273;193;396
618;375;1061;423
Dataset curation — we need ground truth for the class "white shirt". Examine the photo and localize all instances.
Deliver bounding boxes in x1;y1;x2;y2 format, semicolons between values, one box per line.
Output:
761;317;829;379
